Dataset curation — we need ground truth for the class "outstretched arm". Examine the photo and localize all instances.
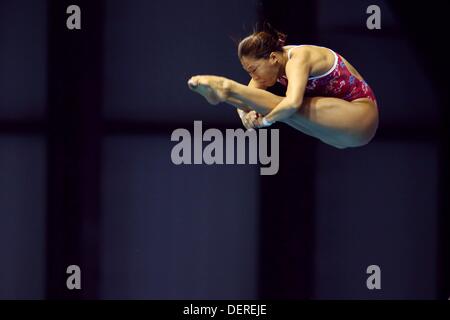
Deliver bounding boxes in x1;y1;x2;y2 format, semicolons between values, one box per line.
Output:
259;49;311;126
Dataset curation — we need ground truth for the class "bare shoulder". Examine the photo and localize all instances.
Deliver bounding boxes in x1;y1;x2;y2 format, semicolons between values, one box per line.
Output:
285;45;311;58
287;45;336;77
288;45;329;60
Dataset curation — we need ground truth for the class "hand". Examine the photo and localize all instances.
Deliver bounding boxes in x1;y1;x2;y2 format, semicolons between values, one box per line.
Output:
255;116;274;128
240;110;263;130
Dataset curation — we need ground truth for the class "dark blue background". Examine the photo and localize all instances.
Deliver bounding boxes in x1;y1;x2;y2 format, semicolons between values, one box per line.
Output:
0;0;448;299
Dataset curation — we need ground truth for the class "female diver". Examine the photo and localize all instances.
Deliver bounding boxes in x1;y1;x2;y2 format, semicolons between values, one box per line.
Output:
188;25;378;149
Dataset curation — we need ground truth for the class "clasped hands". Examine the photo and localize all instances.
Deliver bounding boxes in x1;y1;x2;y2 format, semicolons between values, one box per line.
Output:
238;110;274;130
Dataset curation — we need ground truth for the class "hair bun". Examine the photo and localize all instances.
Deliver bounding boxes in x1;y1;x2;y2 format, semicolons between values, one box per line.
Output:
238;22;288;59
262;22;287;48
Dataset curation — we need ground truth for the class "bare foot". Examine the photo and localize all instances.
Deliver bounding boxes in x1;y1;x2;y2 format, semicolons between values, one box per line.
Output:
187;75;230;105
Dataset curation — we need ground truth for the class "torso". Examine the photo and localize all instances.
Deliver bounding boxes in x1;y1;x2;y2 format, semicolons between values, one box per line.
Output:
278;45;377;104
283;45;365;81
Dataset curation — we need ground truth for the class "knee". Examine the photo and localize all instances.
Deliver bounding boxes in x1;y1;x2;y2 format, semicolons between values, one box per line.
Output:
331;139;365;149
328;143;348;149
337;120;378;148
349;137;372;148
332;143;349;149
339;131;376;148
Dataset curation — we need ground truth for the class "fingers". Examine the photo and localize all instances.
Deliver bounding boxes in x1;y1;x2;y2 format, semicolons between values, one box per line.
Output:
238;109;265;130
240;111;252;129
249;112;259;128
243;111;254;129
255;117;265;128
243;111;262;130
237;109;246;120
242;114;253;130
238;110;248;128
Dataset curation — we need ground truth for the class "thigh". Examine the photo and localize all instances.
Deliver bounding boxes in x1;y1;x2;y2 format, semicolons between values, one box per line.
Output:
295;96;379;141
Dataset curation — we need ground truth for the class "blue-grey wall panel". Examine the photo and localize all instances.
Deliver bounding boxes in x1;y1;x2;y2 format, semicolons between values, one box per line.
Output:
100;135;260;299
314;141;438;299
0;1;47;119
0;136;47;299
103;0;258;123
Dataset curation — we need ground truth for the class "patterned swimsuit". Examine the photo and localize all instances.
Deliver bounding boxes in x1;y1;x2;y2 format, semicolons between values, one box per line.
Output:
277;45;377;104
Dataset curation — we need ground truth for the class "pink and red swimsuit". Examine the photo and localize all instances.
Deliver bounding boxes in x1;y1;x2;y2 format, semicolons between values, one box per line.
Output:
277;45;377;104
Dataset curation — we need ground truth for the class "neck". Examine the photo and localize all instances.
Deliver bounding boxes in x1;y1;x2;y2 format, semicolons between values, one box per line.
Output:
277;49;289;78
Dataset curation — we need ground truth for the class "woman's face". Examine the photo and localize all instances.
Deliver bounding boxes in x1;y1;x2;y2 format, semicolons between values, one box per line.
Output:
240;53;280;87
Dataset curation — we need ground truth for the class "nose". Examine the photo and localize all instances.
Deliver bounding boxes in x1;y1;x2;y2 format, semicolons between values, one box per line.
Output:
253;77;266;85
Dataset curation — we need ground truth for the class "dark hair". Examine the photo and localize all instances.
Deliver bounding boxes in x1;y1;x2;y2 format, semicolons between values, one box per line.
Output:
237;23;287;60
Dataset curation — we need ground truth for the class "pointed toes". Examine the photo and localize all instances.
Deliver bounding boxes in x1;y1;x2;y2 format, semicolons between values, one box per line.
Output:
188;76;200;89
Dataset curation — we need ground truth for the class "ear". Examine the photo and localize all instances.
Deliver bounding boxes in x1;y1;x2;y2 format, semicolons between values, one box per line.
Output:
269;52;278;64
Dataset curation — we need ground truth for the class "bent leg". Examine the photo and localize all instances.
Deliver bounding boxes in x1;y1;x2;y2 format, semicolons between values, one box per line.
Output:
294;97;379;147
223;86;321;139
188;75;378;148
188;75;280;115
228;95;378;148
225;81;378;147
223;81;379;147
226;90;338;146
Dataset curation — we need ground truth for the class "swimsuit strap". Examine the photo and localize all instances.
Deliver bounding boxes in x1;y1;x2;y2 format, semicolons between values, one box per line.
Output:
287;45;338;80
